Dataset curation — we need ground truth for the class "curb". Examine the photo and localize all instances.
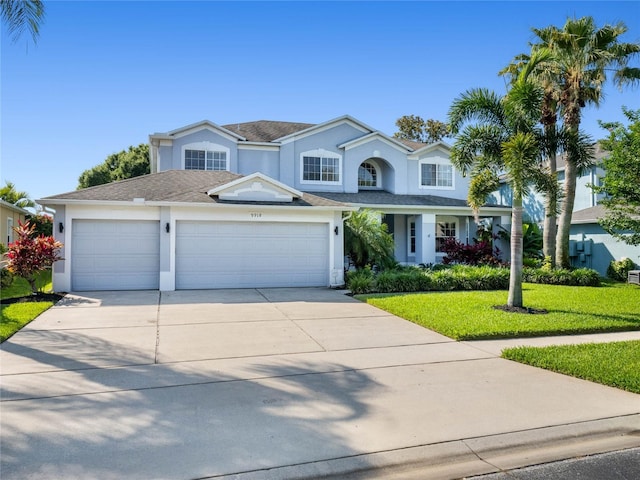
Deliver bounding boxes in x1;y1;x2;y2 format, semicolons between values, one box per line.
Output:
212;414;640;480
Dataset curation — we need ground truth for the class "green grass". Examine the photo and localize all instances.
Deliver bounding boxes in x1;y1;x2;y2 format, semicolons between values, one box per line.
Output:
0;301;53;342
502;341;640;394
1;270;52;299
361;282;640;340
1;270;54;342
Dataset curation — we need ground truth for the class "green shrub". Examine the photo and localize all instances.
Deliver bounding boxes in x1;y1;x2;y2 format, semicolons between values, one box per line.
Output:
1;268;14;289
607;258;637;281
346;268;375;294
523;267;601;287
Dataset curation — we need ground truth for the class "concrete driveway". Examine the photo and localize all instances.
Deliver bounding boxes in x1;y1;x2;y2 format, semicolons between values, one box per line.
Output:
1;288;639;480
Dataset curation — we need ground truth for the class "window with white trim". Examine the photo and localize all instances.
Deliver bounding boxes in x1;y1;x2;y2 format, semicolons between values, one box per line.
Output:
358;161;378;188
185;149;227;170
420;162;453;188
408;217;416;255
436;220;457;253
301;150;341;184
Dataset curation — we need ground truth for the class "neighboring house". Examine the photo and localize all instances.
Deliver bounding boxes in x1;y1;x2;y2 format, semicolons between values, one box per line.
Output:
0;199;29;247
40;115;511;292
490;144;639;275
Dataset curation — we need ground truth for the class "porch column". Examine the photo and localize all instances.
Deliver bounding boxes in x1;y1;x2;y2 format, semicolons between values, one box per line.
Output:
416;213;436;265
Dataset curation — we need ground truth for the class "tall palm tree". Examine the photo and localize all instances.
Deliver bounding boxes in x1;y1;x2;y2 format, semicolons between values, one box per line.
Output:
529;17;640;268
1;0;45;43
500;48;562;266
0;180;35;209
448;80;543;308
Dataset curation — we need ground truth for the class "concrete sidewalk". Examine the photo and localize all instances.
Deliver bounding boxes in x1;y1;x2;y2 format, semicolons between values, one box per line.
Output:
1;288;639;480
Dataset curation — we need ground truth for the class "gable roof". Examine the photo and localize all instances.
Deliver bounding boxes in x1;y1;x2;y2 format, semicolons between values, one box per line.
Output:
571;205;606;224
39;170;347;208
338;132;413;152
221;121;315;143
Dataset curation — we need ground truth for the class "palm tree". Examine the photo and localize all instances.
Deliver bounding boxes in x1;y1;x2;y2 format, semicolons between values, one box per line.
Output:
500;48;562;266
0;180;35;209
448;80;544;308
528;17;640;268
1;0;45;43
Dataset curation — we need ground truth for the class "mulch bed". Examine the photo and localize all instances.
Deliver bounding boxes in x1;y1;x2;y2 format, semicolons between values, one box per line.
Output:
493;304;548;315
0;293;66;305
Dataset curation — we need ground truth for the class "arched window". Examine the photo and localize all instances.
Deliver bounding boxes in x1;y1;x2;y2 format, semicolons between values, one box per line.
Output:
358;161;378;188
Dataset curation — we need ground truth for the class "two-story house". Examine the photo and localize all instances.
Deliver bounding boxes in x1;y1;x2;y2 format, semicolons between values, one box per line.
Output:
40;115;511;292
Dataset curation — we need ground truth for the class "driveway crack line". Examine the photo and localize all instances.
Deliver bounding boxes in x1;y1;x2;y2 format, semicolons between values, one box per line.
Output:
154;291;161;364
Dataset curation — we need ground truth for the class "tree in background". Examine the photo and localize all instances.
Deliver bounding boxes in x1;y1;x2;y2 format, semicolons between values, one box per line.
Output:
0;180;35;209
344;210;396;270
394;115;450;143
0;0;45;43
25;212;53;236
78;144;150;189
594;107;640;246
6;221;62;294
524;17;639;268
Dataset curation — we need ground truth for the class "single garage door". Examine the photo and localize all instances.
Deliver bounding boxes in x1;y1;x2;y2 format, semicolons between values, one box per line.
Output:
72;220;160;291
176;221;329;289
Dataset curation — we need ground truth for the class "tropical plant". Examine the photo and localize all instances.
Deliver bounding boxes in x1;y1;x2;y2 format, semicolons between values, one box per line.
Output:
595;108;640;246
344;209;396;270
6;221;63;294
0;180;35;209
606;258;637;281
25;213;53;236
448;79;544;308
516;17;640;268
0;0;45;43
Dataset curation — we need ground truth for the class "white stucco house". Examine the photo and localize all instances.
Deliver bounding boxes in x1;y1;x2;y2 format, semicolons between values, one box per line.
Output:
40;115;512;292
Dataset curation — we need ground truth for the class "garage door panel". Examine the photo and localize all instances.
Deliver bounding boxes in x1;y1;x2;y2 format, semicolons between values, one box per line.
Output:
176;221;329;289
72;220;160;291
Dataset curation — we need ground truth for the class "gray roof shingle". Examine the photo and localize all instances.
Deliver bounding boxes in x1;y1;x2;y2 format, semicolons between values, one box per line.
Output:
310;190;470;207
221;120;315;142
41;170;347;208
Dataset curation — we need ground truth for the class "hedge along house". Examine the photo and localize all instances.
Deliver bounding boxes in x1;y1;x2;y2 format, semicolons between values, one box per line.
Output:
39;115;512;292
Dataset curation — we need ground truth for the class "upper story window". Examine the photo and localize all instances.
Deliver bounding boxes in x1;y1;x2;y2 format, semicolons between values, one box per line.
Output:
185;150;227;170
358;161;378;188
301;149;342;184
420;161;454;189
182;142;230;171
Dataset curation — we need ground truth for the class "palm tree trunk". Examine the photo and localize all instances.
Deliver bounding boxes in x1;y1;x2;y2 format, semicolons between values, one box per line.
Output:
543;150;557;265
556;158;577;269
508;195;523;308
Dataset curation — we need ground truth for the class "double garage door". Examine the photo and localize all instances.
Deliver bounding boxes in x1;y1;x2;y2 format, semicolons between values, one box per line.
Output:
71;220;329;291
175;221;329;289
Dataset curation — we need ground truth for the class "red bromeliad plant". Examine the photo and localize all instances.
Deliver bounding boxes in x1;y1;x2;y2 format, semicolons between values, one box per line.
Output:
6;221;63;294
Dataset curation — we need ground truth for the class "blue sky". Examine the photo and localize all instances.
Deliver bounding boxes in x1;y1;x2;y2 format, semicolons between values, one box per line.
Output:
2;1;639;202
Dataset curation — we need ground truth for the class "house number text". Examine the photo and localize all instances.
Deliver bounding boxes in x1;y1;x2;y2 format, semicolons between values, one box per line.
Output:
250;212;262;218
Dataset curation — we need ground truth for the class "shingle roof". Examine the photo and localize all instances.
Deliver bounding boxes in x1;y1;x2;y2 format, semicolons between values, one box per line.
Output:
40;170;347;208
571;205;606;224
310;190;470;207
396;138;429;150
221;120;315;142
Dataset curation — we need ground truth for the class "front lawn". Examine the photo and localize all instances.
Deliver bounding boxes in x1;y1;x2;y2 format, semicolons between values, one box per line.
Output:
0;269;52;299
502;341;640;394
1;270;55;342
361;282;640;340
